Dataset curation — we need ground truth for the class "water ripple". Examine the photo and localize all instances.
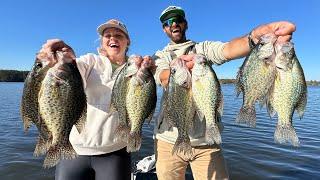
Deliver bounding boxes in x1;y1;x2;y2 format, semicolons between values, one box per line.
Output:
0;83;319;179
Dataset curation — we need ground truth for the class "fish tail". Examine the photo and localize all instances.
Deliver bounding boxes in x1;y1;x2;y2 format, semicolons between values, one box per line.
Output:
236;106;256;127
126;131;142;152
33;135;50;157
171;136;192;156
205;122;222;145
43;141;77;168
217;121;224;133
114;123;130;142
274;124;300;147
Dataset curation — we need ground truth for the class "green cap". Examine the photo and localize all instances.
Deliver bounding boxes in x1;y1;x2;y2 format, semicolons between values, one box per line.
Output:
159;6;185;22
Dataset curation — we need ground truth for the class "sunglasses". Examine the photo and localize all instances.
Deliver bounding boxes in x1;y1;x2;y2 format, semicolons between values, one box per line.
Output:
162;16;186;27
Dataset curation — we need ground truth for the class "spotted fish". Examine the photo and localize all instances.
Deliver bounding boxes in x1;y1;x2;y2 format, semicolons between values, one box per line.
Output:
192;55;223;145
267;42;307;146
236;34;277;127
20;52;58;157
164;58;195;155
126;59;157;152
38;52;87;168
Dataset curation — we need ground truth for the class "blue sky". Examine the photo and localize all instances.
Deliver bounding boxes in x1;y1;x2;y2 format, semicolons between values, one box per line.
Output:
1;0;319;80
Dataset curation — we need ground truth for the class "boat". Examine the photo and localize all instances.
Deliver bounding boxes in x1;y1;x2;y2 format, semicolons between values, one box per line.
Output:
132;154;193;180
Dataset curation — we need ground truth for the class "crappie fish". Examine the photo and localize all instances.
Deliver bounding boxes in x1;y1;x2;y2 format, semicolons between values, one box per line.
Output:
267;42;307;146
126;59;157;152
164;58;195;155
20;53;56;156
236;34;277;127
38;52;87;168
192;55;223;145
110;56;140;142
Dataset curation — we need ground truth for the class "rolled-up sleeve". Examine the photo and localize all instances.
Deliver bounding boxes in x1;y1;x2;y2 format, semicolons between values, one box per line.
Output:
196;41;229;65
153;50;171;85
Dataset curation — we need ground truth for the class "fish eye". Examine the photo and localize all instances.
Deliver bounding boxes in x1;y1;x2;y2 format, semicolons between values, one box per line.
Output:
288;52;294;57
36;62;42;68
171;68;176;74
263;57;270;61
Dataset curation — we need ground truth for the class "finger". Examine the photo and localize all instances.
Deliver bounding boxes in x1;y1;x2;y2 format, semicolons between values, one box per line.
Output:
143;56;154;66
185;61;194;70
277;35;292;43
180;54;195;62
273;21;296;36
42;39;62;49
61;51;76;60
36;51;47;60
143;55;152;60
45;40;68;53
133;56;143;67
46;39;62;44
62;47;76;59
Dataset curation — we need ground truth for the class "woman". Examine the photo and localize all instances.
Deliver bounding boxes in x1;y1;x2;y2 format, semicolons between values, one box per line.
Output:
38;19;134;180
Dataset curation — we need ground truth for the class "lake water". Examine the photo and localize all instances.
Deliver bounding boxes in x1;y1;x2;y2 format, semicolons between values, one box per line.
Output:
0;82;319;180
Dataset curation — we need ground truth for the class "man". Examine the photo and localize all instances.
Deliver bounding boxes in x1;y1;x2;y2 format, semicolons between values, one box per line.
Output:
153;5;296;180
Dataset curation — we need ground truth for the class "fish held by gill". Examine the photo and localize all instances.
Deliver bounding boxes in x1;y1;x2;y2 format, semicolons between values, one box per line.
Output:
267;42;307;147
236;34;277;127
164;58;195;156
20;53;57;157
192;55;223;145
38;51;87;168
126;59;157;152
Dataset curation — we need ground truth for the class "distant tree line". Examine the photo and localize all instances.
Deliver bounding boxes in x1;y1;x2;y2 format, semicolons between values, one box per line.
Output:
220;79;236;84
307;80;320;86
219;79;320;86
0;70;29;82
0;70;319;86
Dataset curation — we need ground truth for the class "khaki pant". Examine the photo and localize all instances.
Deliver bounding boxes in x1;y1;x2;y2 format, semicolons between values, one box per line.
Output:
156;139;229;180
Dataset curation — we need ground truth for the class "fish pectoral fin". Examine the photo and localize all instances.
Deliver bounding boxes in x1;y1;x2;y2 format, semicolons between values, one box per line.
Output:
196;110;204;121
145;110;155;124
296;93;307;120
266;102;276;118
22;117;32;132
33;135;49;157
109;101;118;112
74;103;87;134
75;114;86;134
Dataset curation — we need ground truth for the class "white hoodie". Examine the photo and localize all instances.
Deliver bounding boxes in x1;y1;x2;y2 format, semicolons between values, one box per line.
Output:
69;53;127;155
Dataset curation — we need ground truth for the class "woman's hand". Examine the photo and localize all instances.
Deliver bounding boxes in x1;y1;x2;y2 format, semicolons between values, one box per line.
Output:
37;39;76;62
179;54;195;70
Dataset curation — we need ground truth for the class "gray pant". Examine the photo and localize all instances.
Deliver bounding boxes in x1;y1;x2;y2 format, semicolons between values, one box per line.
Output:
55;148;131;180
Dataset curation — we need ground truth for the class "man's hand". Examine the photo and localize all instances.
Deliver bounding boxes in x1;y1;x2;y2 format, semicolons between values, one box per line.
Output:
251;21;296;43
179;54;195;70
143;55;156;73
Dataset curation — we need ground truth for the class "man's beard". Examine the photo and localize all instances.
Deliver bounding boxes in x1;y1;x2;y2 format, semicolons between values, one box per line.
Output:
167;28;187;43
